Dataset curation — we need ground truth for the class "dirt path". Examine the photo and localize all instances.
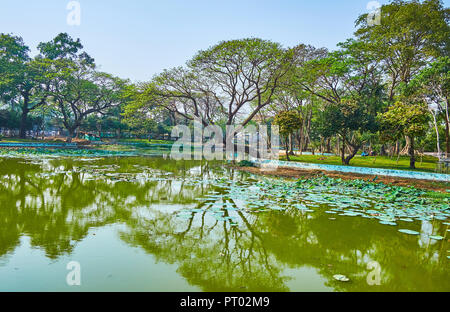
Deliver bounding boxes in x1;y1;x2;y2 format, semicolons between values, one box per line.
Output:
236;166;449;193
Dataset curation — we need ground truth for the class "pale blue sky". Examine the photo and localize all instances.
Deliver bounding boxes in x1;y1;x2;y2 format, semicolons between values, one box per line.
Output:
1;0;448;82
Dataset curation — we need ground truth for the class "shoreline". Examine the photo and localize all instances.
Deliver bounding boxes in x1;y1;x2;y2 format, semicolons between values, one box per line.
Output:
235;166;450;193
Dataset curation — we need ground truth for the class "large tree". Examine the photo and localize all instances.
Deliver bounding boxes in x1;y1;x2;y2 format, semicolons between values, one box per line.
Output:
295;39;385;165
267;44;327;155
274;110;302;161
378;100;430;168
36;33;126;142
409;57;450;156
355;0;449;98
130;38;295;146
355;0;449;163
189;38;293;128
0;34;49;138
49;60;127;142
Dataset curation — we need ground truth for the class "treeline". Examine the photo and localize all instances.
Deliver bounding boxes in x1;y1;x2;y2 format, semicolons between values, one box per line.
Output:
1;0;449;169
0;33;173;142
125;0;449;169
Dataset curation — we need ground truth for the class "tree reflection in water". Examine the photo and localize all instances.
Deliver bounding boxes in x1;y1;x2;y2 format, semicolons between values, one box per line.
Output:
0;157;448;291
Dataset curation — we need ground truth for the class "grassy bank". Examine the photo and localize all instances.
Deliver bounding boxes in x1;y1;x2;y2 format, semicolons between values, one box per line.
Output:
116;138;173;145
0;137;173;145
279;154;441;173
0;138;61;143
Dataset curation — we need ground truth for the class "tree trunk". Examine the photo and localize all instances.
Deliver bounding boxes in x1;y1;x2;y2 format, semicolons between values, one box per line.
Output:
19;107;29;139
289;134;294;155
408;136;415;169
445;100;449;158
298;133;303;156
341;138;346;164
340;133;359;165
285;138;290;161
445;116;449;158
336;136;340;156
298;127;304;155
344;146;359;165
66;128;75;143
431;112;441;156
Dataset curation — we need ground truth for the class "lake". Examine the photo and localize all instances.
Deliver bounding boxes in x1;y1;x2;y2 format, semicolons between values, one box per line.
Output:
0;156;448;291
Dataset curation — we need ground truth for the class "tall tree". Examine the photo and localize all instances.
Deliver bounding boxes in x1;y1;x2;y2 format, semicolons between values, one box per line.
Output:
378;100;430;168
130;38;296;147
295;39;384;165
49;60;127;142
37;33;126;142
267;44;327;154
409;57;450;156
0;34;49;138
274;110;302;161
355;0;449;98
189;38;293;131
355;0;449;165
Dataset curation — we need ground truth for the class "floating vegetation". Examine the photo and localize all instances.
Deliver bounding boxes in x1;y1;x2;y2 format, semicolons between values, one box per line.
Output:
0;147;136;158
333;274;350;282
173;174;450;238
2;154;448;239
398;229;420;235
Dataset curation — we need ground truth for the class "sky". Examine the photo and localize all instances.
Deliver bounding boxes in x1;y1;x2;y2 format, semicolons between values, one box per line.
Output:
1;0;449;82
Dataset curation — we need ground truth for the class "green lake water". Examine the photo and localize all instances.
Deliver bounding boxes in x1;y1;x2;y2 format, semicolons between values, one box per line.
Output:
0;156;449;292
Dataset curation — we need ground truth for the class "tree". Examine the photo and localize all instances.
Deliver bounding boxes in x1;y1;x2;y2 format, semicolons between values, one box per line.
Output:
409;57;449;156
317;99;379;165
295;39;384;165
190;38;293;130
274;111;302;161
152;67;221;126
355;0;449;99
0;34;49;138
35;33;126;142
37;33;84;61
354;0;449;160
50;61;127;142
378;101;430;168
267;44;327;155
130;38;295;147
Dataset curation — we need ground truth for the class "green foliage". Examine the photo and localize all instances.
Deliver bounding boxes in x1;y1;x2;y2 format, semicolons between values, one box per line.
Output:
0;1;449;156
379;101;431;140
0;109;20;129
37;33;94;65
274;111;302;138
318;98;379;138
355;0;449;84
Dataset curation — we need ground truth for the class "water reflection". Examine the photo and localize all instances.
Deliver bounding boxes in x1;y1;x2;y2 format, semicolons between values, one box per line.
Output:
0;157;448;291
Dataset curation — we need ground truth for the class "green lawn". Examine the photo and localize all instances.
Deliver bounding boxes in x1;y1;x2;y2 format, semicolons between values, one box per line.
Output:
280;154;441;173
0;138;63;143
116;138;173;145
0;137;174;145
